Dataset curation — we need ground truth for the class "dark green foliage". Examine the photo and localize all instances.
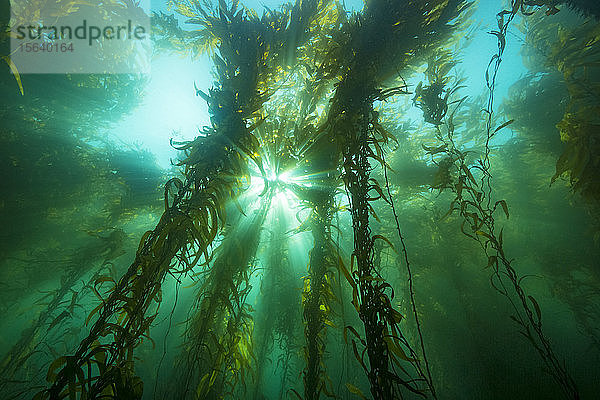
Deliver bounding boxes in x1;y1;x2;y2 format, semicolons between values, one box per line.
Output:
560;0;600;18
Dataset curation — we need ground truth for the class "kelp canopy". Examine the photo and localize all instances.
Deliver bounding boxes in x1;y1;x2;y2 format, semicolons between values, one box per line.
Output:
1;0;600;399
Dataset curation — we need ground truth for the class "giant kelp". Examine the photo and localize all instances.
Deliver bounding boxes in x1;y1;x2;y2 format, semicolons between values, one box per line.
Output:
173;192;272;399
0;231;127;398
34;1;329;398
412;3;581;397
501;2;600;364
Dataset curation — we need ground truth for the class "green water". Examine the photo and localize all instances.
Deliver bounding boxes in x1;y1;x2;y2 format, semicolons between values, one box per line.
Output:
1;0;599;399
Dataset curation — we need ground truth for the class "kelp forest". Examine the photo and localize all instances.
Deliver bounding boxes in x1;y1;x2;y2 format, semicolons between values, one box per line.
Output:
1;0;600;399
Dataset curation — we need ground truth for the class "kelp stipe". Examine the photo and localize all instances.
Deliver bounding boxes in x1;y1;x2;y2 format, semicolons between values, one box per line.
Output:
412;2;581;398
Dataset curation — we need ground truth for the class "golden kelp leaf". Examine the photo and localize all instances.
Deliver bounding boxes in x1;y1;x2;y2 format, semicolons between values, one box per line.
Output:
2;56;24;95
246;116;266;132
175;3;197;18
337;255;356;288
196;373;211;397
475;230;492;241
209;370;217;388
345;383;367;399
384;336;415;362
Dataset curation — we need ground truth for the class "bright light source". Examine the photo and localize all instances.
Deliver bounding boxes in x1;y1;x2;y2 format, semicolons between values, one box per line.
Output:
106;55;212;169
277;171;292;184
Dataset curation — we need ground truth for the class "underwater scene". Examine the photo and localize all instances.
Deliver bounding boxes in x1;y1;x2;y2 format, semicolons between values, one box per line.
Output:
1;0;600;399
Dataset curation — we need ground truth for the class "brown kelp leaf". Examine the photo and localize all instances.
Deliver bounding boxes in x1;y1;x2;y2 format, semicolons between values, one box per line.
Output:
493;119;514;133
372;234;397;253
94;276;116;287
351;340;367;372
422;143;448;155
345;383;367;399
528;295;542;324
351;286;360;313
33;391;49;400
48;311;71;332
289;388;303;400
367;202;381;222
490;30;506;52
343;325;363;345
495;199;509;219
475;230;492;241
486;255;498;270
369;182;391;204
391;308;404;323
46;356;67;382
85;303;103;326
384;336;416;362
509;315;524;327
461;164;477;185
321;384;337;399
